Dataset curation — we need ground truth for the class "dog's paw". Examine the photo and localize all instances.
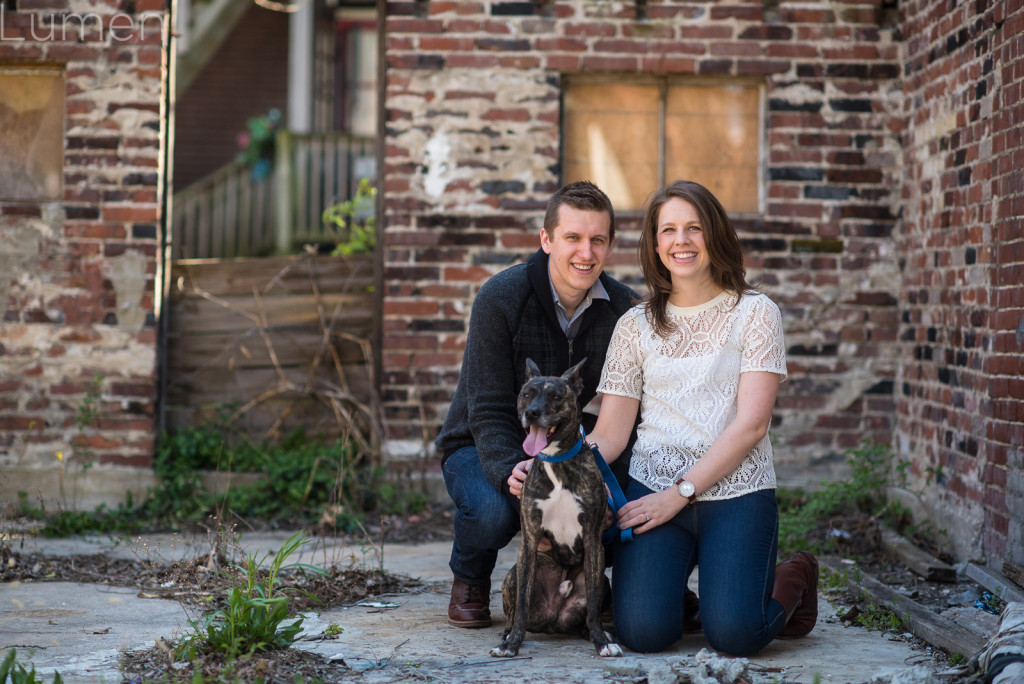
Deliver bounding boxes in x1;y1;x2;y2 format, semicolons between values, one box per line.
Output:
490;645;519;658
598;642;623;657
558;579;573;597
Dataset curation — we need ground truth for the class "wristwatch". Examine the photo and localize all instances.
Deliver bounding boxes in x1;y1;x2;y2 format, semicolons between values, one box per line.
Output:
676;479;697;503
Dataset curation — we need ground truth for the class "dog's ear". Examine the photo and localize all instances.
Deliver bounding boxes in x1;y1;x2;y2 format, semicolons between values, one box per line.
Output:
525;358;542;381
562;357;586;394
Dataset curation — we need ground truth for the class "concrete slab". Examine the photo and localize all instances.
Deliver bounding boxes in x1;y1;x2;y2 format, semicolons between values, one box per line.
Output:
1;533;950;683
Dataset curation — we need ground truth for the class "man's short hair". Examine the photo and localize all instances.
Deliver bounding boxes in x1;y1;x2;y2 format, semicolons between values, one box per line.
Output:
543;180;616;241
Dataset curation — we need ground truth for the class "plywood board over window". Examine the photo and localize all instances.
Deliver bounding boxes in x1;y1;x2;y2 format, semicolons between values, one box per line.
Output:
0;67;64;202
564;78;762;215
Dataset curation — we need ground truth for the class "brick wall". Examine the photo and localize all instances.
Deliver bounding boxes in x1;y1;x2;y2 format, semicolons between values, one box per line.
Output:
896;0;1024;564
173;3;289;190
0;0;166;503
380;0;904;490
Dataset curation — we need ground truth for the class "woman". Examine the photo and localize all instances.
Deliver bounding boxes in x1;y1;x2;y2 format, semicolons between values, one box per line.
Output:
513;180;817;656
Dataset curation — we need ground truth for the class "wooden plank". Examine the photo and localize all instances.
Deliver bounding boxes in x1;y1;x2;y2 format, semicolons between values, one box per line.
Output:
167;330;371;370
197;188;211;260
309;137;321;237
224;172;238;259
212;175;226;258
239;169;252;257
335;137;350;203
179;194;201;260
1003;561;1024;593
295;136;309;240
163;399;362;443
169;293;373;333
253;179;267;254
820;557;987;657
879;527;956;583
966;562;1024;604
171;255;374;298
322;137;336;228
274;130;294;254
165;364;373;406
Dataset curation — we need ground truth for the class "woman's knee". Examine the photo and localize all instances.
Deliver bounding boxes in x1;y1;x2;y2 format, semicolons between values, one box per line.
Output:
615;614;682;654
702;616;769;657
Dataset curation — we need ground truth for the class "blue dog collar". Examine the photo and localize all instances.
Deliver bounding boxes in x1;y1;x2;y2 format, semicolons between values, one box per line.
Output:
535;438;584;463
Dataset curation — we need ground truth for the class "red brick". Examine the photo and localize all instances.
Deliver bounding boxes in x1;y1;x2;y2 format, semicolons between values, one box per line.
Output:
103;206;158;222
410;353;459;367
581;55;639;71
385;301;440;316
481;108;530;122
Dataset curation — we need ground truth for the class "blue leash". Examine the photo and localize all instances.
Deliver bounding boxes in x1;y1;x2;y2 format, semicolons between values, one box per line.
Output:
579;427;633;546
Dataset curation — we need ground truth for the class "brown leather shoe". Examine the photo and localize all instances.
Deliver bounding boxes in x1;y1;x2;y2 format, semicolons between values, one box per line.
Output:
447;579;492;628
683;587;702;633
773;551;818;638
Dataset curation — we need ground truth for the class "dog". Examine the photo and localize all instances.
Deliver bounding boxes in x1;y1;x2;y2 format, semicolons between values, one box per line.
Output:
490;358;622;658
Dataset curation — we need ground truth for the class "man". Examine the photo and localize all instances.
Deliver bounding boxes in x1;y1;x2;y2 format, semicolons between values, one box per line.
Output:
435;181;638;627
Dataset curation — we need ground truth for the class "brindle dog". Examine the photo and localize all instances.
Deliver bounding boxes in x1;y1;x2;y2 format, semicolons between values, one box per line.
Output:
490;358;622;658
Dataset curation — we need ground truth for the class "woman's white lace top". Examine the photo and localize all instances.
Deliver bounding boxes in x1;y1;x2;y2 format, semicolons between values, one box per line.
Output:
598;291;787;500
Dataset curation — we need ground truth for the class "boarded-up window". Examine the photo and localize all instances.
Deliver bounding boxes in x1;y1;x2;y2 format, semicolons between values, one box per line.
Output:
564;79;761;214
0;67;64;201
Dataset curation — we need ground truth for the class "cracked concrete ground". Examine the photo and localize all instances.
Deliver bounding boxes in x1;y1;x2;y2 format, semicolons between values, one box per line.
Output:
1;532;951;683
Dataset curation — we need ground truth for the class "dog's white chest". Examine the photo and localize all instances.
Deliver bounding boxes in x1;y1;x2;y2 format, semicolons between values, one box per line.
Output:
535;462;584;547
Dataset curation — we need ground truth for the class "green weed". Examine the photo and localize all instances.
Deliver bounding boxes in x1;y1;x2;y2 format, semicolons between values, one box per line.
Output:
778;440;924;556
0;649;63;684
855;602;906;632
16;492;140;538
20;415;426;536
175;533;324;662
322;178;376;256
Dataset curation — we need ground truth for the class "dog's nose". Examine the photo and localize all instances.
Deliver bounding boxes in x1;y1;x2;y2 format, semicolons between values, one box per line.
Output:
525;406;541;420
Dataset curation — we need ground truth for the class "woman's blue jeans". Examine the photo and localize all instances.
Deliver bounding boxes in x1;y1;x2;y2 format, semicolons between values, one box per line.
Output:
612;481;787;656
441;446;520;586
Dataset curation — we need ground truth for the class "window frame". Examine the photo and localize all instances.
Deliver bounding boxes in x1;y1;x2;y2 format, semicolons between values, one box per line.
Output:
560;74;766;217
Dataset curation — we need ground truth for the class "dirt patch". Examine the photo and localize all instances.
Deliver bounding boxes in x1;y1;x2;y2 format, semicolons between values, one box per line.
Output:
1;509;450;684
120;641;353;683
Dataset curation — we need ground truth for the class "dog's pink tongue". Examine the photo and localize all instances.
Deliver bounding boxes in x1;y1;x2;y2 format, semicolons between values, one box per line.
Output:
523;426;549;457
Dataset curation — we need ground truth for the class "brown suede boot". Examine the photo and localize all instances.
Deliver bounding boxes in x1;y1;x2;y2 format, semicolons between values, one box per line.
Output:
772;551;819;638
683;587;702;633
447;579;492;628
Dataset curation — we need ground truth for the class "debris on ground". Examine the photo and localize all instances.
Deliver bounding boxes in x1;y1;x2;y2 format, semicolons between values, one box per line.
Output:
868;664;939;684
691;648;750;684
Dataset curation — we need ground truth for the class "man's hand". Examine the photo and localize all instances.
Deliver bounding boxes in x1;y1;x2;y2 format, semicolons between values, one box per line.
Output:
508;458;533;498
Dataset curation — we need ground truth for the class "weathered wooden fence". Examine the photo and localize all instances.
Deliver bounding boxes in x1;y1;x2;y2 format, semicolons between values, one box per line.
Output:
171;132;376;260
165;254;378;444
172;161;274;260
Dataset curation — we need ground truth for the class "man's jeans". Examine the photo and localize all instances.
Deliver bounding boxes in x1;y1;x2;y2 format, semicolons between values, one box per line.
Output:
442;446;520;586
612;483;787;656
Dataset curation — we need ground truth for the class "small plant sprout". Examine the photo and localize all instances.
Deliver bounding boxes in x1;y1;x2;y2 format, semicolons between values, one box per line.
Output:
175;532;326;662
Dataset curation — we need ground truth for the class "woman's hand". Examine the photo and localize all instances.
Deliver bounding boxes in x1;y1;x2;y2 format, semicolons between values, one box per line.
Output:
508;458;533;498
616;489;686;533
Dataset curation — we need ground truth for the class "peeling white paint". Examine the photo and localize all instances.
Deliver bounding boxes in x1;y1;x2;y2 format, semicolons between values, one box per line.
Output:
106;250;148;332
422;130;453;199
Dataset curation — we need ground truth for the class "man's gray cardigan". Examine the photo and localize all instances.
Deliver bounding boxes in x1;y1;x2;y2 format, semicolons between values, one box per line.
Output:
435;248;638;495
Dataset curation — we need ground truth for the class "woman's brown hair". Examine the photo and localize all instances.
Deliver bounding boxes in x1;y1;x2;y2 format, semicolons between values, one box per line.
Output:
638;180;753;336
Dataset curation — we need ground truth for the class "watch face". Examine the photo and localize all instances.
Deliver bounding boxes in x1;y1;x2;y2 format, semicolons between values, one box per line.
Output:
678;480;696;498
